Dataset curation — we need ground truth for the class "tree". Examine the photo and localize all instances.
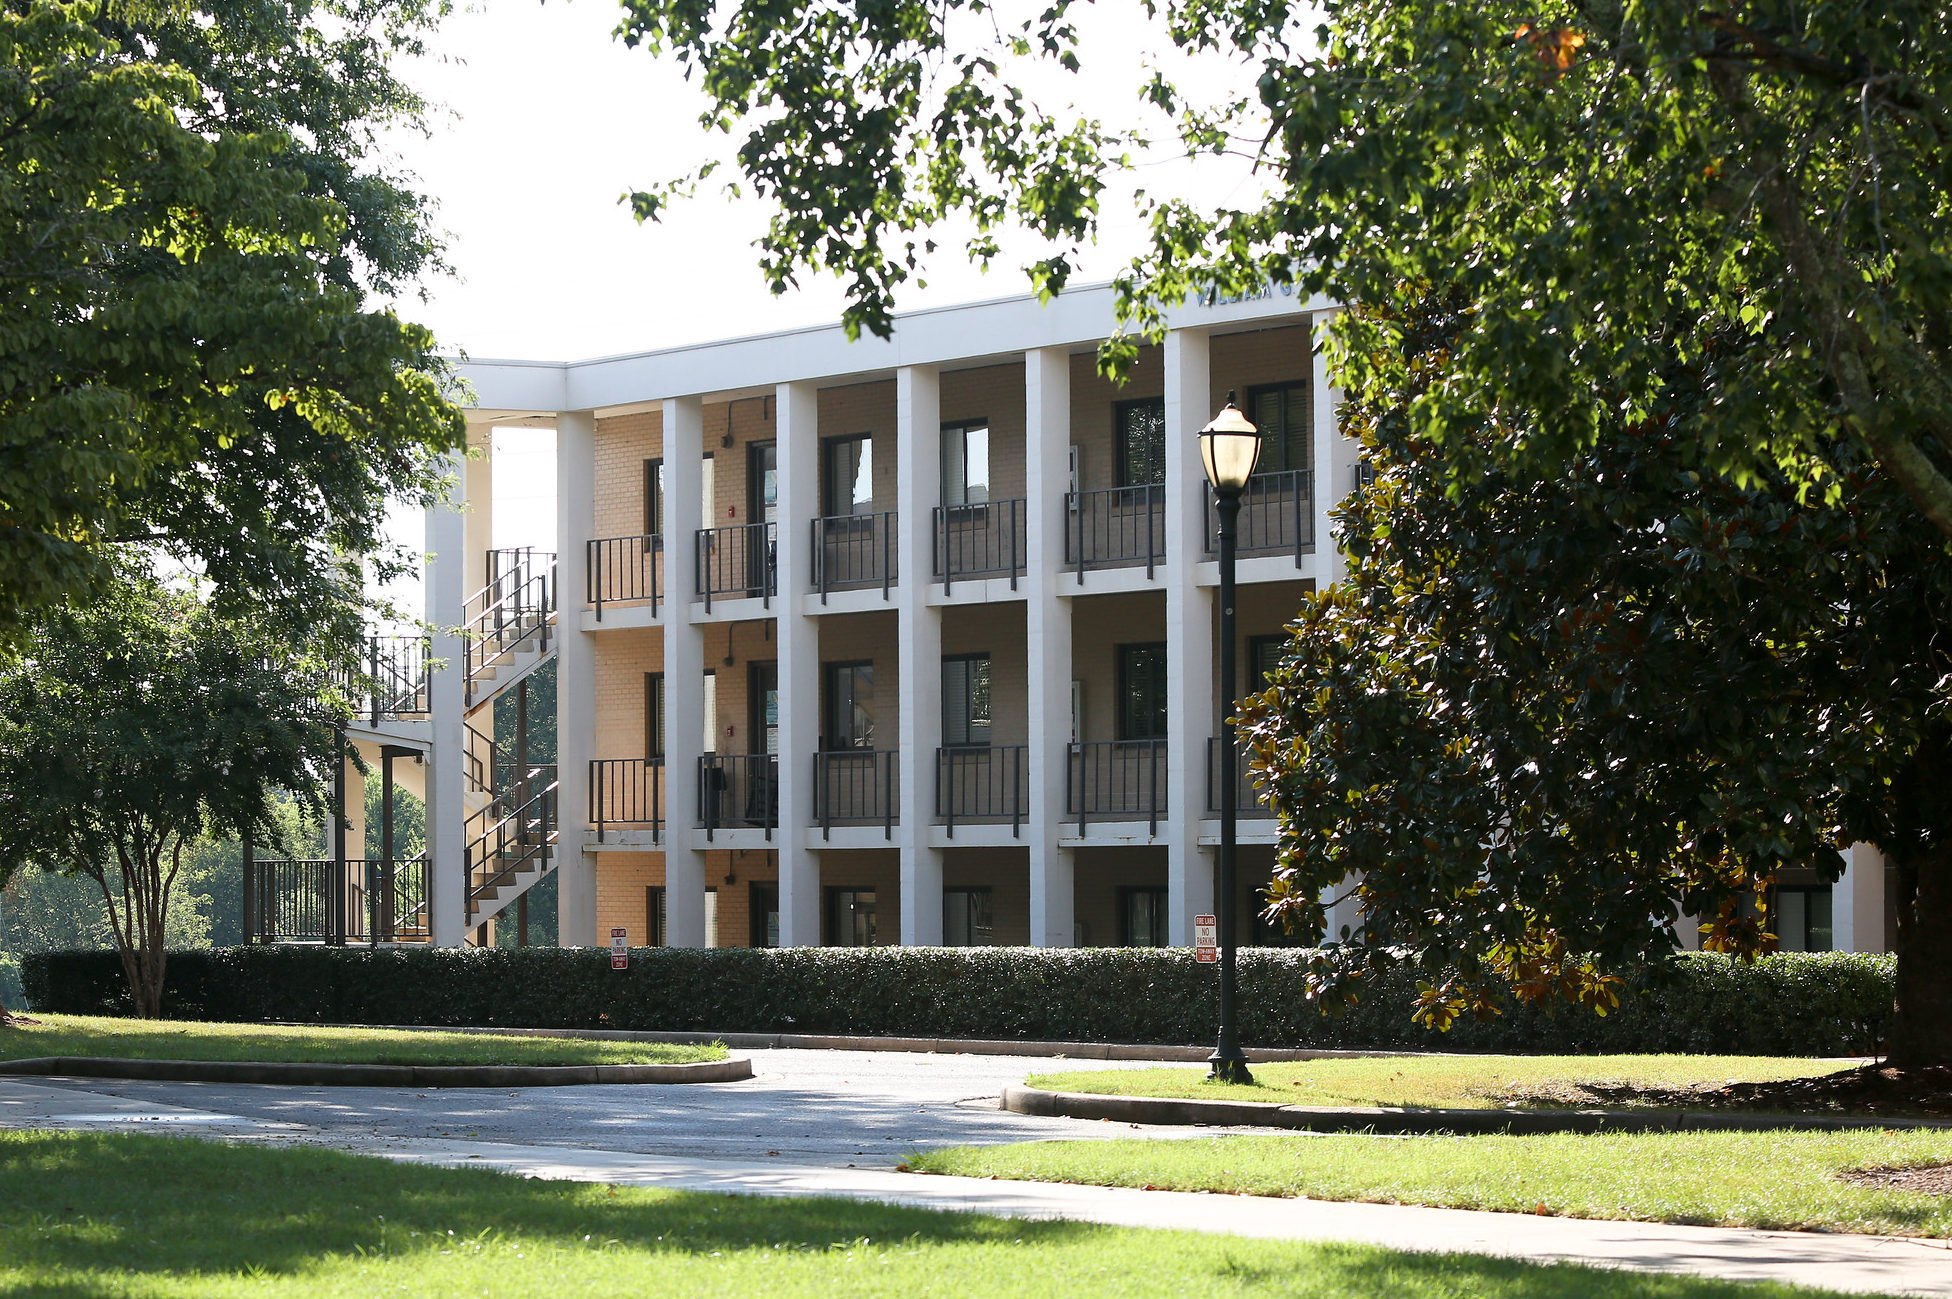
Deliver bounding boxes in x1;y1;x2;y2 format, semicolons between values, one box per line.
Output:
0;0;464;647
0;569;343;1017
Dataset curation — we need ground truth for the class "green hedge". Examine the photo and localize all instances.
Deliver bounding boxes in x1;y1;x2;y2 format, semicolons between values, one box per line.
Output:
21;946;1893;1056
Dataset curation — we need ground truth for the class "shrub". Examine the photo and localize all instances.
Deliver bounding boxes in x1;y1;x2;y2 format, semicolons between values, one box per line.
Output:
20;946;1893;1056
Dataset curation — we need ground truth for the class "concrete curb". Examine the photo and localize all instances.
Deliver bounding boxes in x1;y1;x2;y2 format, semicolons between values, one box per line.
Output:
999;1085;1952;1134
0;1055;753;1089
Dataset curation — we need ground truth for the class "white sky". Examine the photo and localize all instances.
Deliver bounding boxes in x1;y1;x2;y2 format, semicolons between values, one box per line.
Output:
374;0;1294;602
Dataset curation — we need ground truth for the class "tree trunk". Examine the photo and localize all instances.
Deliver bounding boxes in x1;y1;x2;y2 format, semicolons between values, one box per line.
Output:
1887;843;1952;1067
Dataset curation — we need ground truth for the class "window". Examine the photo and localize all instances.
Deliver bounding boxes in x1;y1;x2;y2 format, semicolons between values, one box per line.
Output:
823;434;874;517
1248;635;1286;690
1246;381;1311;476
645;886;666;947
750;882;780;948
942;653;992;747
645;672;664;762
1251;889;1310;947
941;421;990;507
1774;886;1834;953
1117;642;1168;741
944;887;994;946
1116;397;1166;487
749;661;779;756
643;458;664;538
702;670;717;755
825;661;875;749
828;887;877;946
704;887;718;949
1120;886;1168;947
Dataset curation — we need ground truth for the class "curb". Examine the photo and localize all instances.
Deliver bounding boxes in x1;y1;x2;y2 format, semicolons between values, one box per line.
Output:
999;1085;1952;1134
0;1055;753;1089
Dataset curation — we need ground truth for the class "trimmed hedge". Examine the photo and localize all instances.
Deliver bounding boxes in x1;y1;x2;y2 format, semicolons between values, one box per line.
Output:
19;941;1889;1054
21;946;1892;1056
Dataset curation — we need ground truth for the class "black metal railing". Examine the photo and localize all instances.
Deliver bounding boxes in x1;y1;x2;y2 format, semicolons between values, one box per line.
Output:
591;758;664;841
1206;736;1274;816
1065;484;1165;579
696;522;776;611
247;856;431;945
814;749;898;838
1068;739;1168;834
935;745;1027;836
699;753;778;838
464;549;555;707
932;498;1025;592
588;533;663;619
350;634;429;724
465;779;558;909
812;511;897;600
1204;469;1313;566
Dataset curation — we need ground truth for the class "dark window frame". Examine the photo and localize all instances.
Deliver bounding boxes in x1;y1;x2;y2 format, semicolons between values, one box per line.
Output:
1118;885;1169;947
644;457;664;544
1244;380;1311;477
825;885;878;947
822;432;876;519
941;651;993;748
823;659;875;750
1116;641;1169;742
645;885;666;947
1115;396;1167;488
645;672;665;763
943;885;995;947
940;418;992;510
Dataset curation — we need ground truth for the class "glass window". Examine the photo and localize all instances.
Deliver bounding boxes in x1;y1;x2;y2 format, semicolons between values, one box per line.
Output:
825;661;875;749
1248;635;1286;689
644;458;664;538
702;670;717;755
944;887;994;946
749;882;779;948
1246;381;1311;476
645;672;664;762
828;887;877;946
1120;887;1168;946
941;421;990;507
1117;642;1168;741
942;654;992;747
1775;886;1834;952
1116;398;1166;487
645;886;666;947
823;434;874;517
704;887;718;949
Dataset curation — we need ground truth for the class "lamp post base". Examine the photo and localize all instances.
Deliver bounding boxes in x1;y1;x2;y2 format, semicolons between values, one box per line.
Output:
1207;1047;1254;1085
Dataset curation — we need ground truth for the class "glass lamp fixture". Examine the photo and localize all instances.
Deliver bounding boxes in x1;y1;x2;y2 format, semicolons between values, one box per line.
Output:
1199;399;1263;491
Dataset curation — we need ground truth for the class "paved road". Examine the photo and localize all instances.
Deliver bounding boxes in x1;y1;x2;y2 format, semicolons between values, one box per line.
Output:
0;1047;1212;1165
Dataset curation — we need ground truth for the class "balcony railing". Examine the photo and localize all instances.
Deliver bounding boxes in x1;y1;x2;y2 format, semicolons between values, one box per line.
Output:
588;533;663;620
348;634;429;724
1206;736;1275;817
463;549;555;708
935;744;1026;836
1068;739;1168;834
590;758;664;841
696;522;776;612
812;511;897;601
815;749;898;838
245;856;431;944
699;753;777;838
932;498;1025;592
1204;469;1314;567
1065;484;1165;580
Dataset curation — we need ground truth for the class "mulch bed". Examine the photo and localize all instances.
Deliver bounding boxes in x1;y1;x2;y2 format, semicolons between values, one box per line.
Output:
1509;1064;1952;1119
1837;1164;1952;1195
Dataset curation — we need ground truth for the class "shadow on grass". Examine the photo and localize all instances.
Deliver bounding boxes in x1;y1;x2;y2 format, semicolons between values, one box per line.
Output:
0;1132;1837;1297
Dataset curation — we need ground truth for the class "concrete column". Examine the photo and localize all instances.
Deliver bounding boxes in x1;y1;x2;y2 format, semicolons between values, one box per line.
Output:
1834;842;1888;953
1310;311;1354;586
774;381;823;946
896;365;945;945
463;423;495;605
1322;874;1363;945
662;397;710;947
343;760;367;863
1163;327;1217;946
425;450;468;946
1024;347;1076;946
554;411;599;946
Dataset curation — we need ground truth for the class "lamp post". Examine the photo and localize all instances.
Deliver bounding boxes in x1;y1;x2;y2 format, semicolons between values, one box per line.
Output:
1200;393;1262;1085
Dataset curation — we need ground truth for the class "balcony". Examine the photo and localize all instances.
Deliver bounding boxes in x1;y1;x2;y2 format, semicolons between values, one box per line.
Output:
1204;469;1314;567
812;511;897;601
1068;739;1167;833
347;634;429;725
815;749;899;838
1065;484;1165;580
245;856;431;944
699;753;777;838
696;522;775;611
590;758;664;840
1206;736;1274;817
935;744;1026;836
587;533;663;619
932;499;1026;591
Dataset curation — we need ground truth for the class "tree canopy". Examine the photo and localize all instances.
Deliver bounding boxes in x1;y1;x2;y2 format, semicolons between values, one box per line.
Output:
0;0;464;645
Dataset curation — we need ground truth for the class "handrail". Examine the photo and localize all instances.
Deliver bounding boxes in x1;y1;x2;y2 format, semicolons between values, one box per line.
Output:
463;550;556;708
588;533;663;621
247;857;431;945
1206;736;1274;816
345;634;429;724
814;749;898;840
590;758;663;842
812;511;897;602
935;744;1026;837
695;522;775;613
1064;484;1165;581
1203;469;1313;568
1067;738;1167;835
932;498;1025;594
465;775;559;905
698;753;778;839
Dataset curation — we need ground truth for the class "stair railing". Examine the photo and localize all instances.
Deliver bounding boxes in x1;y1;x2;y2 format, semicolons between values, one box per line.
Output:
464;774;560;908
463;551;557;708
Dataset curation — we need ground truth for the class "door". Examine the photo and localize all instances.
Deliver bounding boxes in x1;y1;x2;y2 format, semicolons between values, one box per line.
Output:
747;441;776;592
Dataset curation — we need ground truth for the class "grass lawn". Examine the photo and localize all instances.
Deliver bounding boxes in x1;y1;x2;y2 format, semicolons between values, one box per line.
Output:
0;1132;1870;1299
0;1013;722;1068
1030;1054;1851;1110
909;1129;1952;1237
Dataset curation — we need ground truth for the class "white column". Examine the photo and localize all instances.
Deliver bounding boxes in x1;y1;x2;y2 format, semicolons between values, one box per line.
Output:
774;381;823;945
424;450;468;946
554;411;599;946
897;365;945;944
1322;875;1363;945
463;424;495;603
661;397;710;947
1024;347;1076;946
343;761;367;863
1163;327;1217;946
1311;310;1354;586
1834;842;1888;953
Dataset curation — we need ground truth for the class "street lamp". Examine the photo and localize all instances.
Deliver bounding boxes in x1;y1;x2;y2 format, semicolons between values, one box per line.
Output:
1200;393;1261;1085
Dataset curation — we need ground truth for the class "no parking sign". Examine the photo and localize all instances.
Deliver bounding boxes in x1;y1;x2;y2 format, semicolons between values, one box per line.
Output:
1194;914;1218;963
610;926;628;970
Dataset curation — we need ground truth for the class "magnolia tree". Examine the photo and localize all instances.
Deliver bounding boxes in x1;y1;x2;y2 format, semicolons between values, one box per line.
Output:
0;572;342;1019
